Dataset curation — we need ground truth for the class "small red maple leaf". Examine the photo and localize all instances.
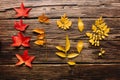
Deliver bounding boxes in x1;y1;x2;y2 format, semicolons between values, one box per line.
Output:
14;2;31;17
11;32;30;47
14;19;29;31
15;50;35;68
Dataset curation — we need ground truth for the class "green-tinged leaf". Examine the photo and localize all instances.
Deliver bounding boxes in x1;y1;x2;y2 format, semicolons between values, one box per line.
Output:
78;17;84;32
67;61;76;66
56;52;66;58
67;53;79;58
65;35;70;52
77;40;83;53
56;46;65;52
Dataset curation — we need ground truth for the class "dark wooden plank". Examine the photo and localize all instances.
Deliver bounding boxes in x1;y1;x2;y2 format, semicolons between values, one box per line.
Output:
0;64;120;80
0;0;119;10
0;0;120;19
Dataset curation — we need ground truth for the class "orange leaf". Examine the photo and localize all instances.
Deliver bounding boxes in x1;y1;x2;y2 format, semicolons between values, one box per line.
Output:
33;28;45;34
37;34;45;40
34;40;45;45
38;13;50;24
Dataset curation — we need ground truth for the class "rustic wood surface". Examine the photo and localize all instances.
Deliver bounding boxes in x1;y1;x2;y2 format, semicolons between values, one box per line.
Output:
0;0;120;80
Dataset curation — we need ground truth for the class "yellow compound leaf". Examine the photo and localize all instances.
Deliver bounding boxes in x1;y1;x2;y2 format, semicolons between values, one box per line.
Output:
57;13;72;30
56;46;65;52
67;61;76;66
78;17;84;32
86;17;110;46
34;40;45;45
37;34;45;40
38;13;50;24
77;40;83;53
56;52;66;58
33;28;45;34
67;53;79;58
65;35;70;52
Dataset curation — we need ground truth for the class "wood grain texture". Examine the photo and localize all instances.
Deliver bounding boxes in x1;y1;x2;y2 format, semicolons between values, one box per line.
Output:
0;0;120;80
0;64;120;80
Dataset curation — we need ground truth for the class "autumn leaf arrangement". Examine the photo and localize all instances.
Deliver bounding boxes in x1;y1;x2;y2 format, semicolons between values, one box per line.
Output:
56;14;85;65
11;2;35;68
56;35;83;65
86;17;110;57
56;14;110;65
10;2;110;67
32;13;50;46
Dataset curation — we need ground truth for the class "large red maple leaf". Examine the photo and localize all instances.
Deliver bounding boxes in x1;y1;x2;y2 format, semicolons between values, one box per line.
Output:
14;19;28;31
14;2;31;17
11;32;30;47
15;50;35;68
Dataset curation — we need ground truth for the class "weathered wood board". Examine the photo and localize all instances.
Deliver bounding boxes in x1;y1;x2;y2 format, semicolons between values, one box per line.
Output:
0;0;120;80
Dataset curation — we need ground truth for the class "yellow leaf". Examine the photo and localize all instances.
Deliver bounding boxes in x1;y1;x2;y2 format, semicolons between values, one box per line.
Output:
67;61;76;66
57;13;72;30
100;48;105;53
78;17;84;32
92;25;97;32
56;52;66;58
105;28;110;33
67;53;79;58
38;13;50;24
77;40;83;53
89;39;94;45
56;46;65;52
86;32;92;38
98;53;102;56
65;35;70;52
37;34;45;40
33;28;45;34
99;48;105;56
104;33;108;36
102;36;105;39
34;40;45;45
96;41;100;46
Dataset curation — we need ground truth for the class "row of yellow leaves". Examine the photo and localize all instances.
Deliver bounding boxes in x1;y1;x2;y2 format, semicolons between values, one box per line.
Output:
38;13;84;32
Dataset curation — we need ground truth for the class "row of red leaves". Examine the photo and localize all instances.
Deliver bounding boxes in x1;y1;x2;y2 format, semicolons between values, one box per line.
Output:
11;3;35;68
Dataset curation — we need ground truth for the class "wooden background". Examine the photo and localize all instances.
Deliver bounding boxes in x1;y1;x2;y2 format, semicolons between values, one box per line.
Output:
0;0;120;80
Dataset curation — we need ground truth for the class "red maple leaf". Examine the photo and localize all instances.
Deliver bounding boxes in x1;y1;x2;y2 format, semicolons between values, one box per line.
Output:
14;2;31;17
15;50;35;68
11;32;30;47
14;19;28;31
